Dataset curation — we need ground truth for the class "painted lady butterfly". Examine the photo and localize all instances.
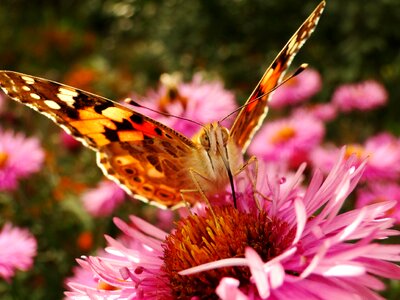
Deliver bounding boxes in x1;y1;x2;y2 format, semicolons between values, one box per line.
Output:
0;1;325;209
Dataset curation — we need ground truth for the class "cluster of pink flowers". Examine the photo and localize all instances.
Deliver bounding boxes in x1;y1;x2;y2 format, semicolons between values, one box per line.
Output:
1;69;398;298
65;151;400;299
64;72;400;299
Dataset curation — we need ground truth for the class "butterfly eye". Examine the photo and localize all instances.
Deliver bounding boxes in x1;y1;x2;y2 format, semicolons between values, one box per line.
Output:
220;127;229;146
199;133;211;150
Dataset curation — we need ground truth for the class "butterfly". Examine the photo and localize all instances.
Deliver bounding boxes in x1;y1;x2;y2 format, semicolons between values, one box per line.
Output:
0;1;325;209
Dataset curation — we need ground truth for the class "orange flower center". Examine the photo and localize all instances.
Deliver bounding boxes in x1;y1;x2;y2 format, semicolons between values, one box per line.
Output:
0;152;9;169
162;206;295;299
97;280;119;291
345;144;365;160
270;126;296;144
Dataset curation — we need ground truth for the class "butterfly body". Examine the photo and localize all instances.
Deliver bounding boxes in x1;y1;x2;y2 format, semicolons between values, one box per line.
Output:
0;1;325;209
190;122;242;195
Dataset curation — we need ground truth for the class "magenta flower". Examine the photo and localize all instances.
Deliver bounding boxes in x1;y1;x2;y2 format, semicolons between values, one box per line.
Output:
0;128;45;191
59;130;81;151
311;133;400;181
270;68;322;108
332;80;388;112
293;103;337;122
248;112;325;167
128;73;237;137
82;180;126;217
0;223;37;281
65;150;400;299
357;182;400;224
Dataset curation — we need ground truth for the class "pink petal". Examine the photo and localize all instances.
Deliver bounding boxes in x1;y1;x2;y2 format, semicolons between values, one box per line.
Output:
245;247;270;298
216;277;248;300
293;198;306;245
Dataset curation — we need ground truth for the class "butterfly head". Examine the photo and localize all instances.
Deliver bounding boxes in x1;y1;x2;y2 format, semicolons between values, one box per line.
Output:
196;122;229;155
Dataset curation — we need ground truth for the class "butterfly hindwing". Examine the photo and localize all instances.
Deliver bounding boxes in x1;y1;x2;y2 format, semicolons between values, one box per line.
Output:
0;71;197;208
230;1;326;152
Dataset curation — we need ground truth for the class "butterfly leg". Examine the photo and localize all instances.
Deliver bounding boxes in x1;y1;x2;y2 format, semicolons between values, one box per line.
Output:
180;168;221;219
234;155;264;210
180;168;211;204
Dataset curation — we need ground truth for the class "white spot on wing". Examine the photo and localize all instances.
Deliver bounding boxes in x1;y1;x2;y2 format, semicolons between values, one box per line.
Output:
59;87;78;97
57;93;75;107
44;100;61;110
21;76;35;84
30;93;41;100
22;86;31;91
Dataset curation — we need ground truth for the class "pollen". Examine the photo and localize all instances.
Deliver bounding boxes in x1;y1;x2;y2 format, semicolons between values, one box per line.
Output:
270;126;296;144
162;206;295;299
345;144;365;160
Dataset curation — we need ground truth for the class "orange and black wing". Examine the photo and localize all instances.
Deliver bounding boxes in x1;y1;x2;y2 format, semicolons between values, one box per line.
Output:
0;70;197;209
230;1;325;152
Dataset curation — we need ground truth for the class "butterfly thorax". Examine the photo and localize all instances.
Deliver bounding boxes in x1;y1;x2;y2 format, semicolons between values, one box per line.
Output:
189;122;242;194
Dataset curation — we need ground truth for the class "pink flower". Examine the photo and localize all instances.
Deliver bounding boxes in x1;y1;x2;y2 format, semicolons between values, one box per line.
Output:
59;130;81;151
0;128;45;191
65;150;400;299
82;180;126;217
356;182;400;223
332;80;388;112
127;73;237;137
270;68;322;108
0;223;37;281
293;103;337;122
65;217;172;299
248;112;325;167
64;249;111;293
311;133;400;181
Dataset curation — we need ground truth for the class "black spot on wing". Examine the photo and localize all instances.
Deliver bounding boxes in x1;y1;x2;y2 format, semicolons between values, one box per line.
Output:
115;118;134;130
73;93;92;110
154;127;162;136
103;127;120;142
92;100;113;113
130;114;144;125
63;106;80;119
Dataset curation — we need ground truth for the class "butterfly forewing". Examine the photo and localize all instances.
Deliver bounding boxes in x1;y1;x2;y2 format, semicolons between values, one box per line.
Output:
0;1;325;209
230;1;325;152
0;71;198;208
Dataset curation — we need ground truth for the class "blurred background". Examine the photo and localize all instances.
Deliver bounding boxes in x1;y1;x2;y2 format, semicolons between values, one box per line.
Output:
0;0;399;298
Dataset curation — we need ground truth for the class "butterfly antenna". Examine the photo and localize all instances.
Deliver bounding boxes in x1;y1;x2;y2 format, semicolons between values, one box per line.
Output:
220;63;308;123
123;98;204;127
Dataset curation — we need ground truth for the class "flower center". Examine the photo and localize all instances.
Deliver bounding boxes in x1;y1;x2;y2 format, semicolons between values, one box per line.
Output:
345;144;365;160
158;73;188;112
270;126;296;144
0;152;9;169
162;206;295;299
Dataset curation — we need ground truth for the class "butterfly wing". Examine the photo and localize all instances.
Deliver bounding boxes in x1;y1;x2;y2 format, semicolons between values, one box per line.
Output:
0;71;197;209
229;1;326;152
